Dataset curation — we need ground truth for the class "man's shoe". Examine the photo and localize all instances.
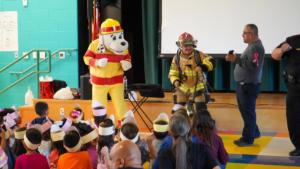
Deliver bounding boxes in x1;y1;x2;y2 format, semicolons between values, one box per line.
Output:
234;138;253;147
289;149;300;156
254;134;260;139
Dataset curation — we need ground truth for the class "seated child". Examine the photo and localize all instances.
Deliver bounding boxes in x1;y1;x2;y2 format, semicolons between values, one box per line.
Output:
1;107;21;145
152;108;198;169
69;107;85;124
97;118;115;169
31;101;54;159
146;113;169;167
57;127;92;169
77;123;98;169
12;127;27;157
14;126;49;169
120;113;149;168
0;128;8;169
191;110;229;167
31;101;54;125
49;124;66;169
92;101;107;128
1;107;21;168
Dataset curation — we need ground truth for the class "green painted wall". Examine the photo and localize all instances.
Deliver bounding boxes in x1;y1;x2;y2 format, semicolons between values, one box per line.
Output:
0;0;78;107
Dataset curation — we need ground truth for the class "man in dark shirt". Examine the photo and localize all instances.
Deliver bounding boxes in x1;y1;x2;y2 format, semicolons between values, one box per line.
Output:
225;24;265;146
271;34;300;156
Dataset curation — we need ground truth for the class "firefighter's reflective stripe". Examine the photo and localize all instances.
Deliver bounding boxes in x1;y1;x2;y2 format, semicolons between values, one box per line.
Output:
170;69;199;77
202;56;213;71
169;69;179;76
169;69;180;84
179;83;205;93
182;70;198;77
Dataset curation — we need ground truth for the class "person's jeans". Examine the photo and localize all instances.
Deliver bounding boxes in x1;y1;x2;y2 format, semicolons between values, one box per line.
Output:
236;82;261;143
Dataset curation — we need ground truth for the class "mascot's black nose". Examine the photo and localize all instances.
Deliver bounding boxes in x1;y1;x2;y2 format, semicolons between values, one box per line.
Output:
121;42;126;46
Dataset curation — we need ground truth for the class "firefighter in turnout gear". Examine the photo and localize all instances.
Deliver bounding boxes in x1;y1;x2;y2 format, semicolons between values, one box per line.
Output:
169;32;214;114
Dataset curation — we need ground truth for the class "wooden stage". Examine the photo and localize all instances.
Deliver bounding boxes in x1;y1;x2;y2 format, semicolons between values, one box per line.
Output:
19;92;287;133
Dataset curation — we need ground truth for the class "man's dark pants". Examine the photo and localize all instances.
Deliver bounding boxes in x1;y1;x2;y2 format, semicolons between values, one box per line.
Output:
286;83;300;150
236;83;260;143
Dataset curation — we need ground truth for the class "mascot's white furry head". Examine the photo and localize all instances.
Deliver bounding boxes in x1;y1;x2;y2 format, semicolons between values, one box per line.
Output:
99;19;128;55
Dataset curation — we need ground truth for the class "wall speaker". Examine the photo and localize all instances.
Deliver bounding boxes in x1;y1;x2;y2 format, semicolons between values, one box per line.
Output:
80;74;92;100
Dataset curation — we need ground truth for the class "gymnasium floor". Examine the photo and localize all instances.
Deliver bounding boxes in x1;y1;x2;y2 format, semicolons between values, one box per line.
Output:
222;134;300;168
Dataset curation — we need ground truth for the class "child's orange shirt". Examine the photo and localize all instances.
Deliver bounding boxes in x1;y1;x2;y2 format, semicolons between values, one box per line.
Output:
57;151;93;169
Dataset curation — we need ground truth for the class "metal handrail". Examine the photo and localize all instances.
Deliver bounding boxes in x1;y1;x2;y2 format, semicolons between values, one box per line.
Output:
0;72;36;94
0;49;47;74
0;49;51;97
51;48;77;58
9;57;49;76
9;48;77;76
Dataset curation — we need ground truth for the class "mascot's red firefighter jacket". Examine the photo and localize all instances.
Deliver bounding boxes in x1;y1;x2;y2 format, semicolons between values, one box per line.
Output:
83;39;131;86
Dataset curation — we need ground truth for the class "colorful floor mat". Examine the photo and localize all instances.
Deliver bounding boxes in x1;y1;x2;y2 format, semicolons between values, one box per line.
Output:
222;134;300;169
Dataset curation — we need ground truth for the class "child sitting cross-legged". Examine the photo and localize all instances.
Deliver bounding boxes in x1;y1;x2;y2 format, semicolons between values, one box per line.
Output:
97;117;116;169
92;101;107;128
12;127;27;157
146;113;170;168
49;124;66;169
14;125;49;169
77;123;99;169
31;101;54;160
57;127;93;169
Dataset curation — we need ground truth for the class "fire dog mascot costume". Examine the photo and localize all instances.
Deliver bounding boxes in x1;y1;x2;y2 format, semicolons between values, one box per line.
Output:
169;32;214;113
84;18;132;121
